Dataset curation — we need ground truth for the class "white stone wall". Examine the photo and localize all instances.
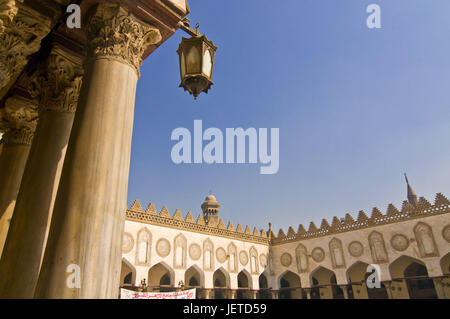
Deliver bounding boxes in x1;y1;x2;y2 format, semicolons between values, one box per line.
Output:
270;213;450;290
122;220;270;290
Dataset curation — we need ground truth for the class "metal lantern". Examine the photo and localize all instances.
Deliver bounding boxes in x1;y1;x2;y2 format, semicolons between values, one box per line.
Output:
176;21;217;100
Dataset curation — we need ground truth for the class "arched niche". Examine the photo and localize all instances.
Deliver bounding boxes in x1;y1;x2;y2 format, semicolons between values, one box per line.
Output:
295;244;309;273
173;233;187;269
203;238;214;271
135;228;152;266
368;231;389;264
227;242;238;273
414;222;439;258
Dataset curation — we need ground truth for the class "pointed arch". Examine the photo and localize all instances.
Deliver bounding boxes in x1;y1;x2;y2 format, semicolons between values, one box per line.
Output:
213;266;230;288
389;255;437;299
278;270;302;299
148;261;175;289
238;268;253;288
120;258;136;286
185;264;204;288
257;271;271;299
173;233;187;269
135;227;152;266
440;252;450;275
310;266;343;299
414;222;439;257
346;261;388;299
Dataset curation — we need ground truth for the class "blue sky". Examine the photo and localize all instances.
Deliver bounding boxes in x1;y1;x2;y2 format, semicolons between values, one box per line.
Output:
128;0;450;234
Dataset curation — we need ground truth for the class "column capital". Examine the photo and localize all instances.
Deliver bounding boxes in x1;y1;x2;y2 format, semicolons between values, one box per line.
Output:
0;2;51;89
40;46;84;113
86;3;162;76
0;0;18;30
0;95;37;145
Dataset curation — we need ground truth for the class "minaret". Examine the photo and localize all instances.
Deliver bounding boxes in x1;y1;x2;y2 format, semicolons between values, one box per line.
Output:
201;194;221;227
404;173;418;207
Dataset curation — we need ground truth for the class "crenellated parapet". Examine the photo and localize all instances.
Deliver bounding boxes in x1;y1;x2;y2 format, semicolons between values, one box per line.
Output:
270;193;450;245
125;200;269;245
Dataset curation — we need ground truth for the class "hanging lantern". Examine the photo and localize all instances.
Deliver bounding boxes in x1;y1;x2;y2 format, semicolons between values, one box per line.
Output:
176;22;218;100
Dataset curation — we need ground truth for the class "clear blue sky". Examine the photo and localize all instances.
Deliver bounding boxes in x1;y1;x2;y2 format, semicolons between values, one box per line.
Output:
128;0;450;234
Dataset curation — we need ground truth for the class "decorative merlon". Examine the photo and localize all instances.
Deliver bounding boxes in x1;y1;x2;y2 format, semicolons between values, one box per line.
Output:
125;201;269;245
271;192;450;245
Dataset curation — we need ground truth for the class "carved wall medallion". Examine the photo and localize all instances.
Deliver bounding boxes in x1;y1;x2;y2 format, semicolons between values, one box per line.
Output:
348;241;364;257
280;253;292;267
391;234;409;252
443;225;450;243
156;238;171;257
189;243;201;260
216;247;227;263
239;250;248;266
311;247;325;262
122;232;134;254
259;254;267;268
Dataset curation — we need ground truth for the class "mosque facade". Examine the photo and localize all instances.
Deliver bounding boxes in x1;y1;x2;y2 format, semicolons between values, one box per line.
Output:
121;181;450;299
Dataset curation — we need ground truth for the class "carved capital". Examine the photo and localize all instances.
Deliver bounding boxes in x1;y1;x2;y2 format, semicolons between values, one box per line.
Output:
40;47;84;113
0;3;51;89
0;95;38;145
86;3;162;75
0;0;18;30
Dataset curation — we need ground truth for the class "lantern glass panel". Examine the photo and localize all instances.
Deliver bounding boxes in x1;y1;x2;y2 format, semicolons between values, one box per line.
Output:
202;49;212;78
180;52;186;78
186;46;201;74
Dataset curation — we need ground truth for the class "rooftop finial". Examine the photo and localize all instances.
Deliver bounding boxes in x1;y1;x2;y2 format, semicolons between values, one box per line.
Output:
404;173;418;207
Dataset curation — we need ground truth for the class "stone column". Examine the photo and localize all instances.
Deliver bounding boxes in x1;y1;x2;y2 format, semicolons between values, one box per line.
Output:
304;288;311;299
229;290;236;299
34;3;161;299
432;278;446;299
383;281;393;299
270;290;279;299
340;285;349;299
0;95;37;256
0;46;83;298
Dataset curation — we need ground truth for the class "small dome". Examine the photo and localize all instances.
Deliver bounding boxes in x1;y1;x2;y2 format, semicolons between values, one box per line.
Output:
205;194;217;202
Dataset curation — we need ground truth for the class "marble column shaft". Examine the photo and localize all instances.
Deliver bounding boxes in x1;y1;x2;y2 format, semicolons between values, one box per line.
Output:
0;95;37;257
34;3;161;298
0;47;83;298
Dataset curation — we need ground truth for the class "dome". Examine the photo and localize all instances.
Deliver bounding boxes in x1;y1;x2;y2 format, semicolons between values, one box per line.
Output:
205;194;217;202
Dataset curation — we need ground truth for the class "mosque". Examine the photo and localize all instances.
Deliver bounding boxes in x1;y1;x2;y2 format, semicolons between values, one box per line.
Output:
0;0;448;299
120;179;450;299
